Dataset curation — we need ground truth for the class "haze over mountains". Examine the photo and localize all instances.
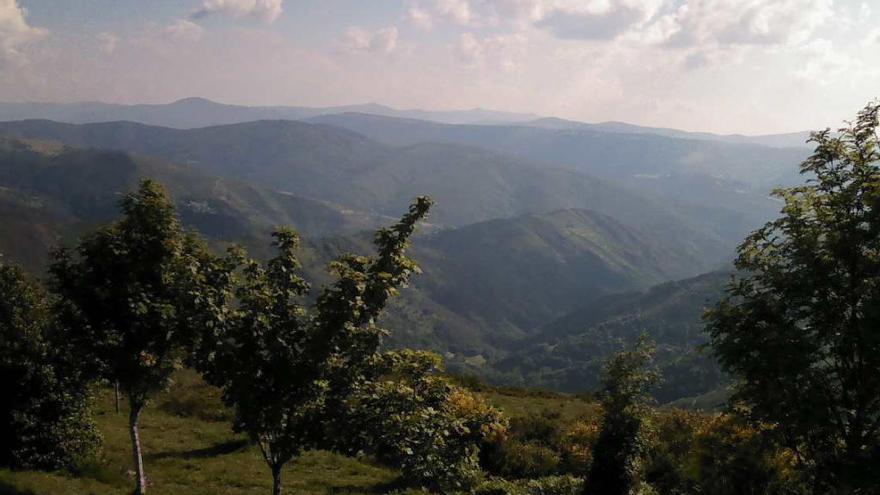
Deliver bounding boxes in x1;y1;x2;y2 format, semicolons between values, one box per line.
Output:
0;98;815;403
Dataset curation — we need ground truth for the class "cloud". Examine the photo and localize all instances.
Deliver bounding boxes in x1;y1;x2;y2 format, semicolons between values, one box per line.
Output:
129;19;205;54
457;32;526;71
191;0;283;23
435;0;473;25
164;19;204;43
407;5;434;30
664;0;834;48
408;0;473;28
484;0;833;47
0;0;48;65
536;4;645;40
342;26;399;54
485;0;664;40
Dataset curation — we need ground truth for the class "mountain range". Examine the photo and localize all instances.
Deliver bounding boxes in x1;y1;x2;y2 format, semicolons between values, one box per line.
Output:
0;101;810;403
0;97;540;129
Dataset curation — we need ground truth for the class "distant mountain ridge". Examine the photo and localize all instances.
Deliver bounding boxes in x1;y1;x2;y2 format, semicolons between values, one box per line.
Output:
0;97;811;147
526;117;813;149
0;97;540;129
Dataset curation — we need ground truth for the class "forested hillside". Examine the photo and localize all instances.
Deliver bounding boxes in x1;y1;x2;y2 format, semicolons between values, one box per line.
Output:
0;136;721;401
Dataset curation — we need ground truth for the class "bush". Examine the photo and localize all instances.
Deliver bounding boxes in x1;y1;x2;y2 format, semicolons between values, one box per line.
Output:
482;410;602;479
338;350;507;492
474;475;583;495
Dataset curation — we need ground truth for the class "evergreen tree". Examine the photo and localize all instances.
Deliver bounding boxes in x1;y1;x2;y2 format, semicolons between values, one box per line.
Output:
50;180;226;494
585;337;658;495
705;102;880;494
0;258;100;470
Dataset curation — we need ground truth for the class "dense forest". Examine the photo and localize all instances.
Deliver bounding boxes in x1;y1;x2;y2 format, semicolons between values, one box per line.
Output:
2;101;880;495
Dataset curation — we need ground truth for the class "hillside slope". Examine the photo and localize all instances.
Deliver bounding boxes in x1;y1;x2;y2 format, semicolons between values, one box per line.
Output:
0;119;730;267
489;271;731;403
308;113;803;244
0;137;390;267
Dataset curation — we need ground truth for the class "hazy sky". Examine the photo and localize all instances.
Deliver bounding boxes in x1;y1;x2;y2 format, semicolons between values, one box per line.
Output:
2;0;879;134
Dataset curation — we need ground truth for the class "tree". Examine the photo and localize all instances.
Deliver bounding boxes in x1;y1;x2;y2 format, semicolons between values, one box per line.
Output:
199;197;433;495
50;180;224;494
585;337;659;495
705;102;880;494
0;258;100;470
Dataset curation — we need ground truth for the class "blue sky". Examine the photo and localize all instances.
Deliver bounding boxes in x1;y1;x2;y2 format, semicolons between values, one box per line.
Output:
2;0;879;134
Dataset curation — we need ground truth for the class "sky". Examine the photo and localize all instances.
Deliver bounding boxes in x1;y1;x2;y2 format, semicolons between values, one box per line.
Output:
1;0;879;134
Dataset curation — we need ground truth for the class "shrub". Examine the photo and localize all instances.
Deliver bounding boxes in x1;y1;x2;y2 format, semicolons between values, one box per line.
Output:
474;475;583;495
339;350;507;492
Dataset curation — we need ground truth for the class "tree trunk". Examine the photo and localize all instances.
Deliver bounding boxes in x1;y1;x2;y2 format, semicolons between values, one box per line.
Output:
129;401;147;494
115;381;120;414
272;464;282;495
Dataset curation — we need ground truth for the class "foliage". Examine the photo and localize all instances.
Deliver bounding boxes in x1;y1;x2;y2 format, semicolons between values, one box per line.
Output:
481;409;600;479
49;179;228;493
705;102;880;493
585;337;659;495
687;414;805;495
473;475;583;495
199;197;434;494
338;350;507;492
0;259;100;470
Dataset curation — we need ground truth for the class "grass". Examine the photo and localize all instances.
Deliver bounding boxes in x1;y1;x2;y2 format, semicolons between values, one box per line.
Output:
0;371;599;495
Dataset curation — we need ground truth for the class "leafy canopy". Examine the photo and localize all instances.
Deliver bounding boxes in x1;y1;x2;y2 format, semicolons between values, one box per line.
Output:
585;336;659;495
0;258;100;470
199;198;437;493
705;102;880;493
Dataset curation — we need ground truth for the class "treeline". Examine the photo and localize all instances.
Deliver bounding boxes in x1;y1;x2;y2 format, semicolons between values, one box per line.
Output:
2;102;880;495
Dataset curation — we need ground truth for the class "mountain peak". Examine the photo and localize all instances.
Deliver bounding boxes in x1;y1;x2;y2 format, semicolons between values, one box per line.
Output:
171;97;218;106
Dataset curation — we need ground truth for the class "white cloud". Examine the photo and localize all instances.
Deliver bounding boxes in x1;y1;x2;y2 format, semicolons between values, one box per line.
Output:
0;0;48;65
483;0;833;47
435;0;473;25
407;5;434;30
191;0;283;23
164;19;204;43
342;26;399;54
487;0;664;37
663;0;834;47
457;32;526;71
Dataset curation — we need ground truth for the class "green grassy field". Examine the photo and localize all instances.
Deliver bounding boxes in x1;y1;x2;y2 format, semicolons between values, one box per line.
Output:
0;371;598;495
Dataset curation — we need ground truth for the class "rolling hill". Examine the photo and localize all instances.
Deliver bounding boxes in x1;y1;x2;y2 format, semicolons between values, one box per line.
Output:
487;271;731;404
0;119;731;267
0;137;391;268
307;113;805;245
0;137;725;403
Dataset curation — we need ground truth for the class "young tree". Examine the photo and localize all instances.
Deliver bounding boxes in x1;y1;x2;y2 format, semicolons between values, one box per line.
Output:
50;180;224;494
200;197;433;495
0;258;100;470
705;102;880;494
585;337;659;495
